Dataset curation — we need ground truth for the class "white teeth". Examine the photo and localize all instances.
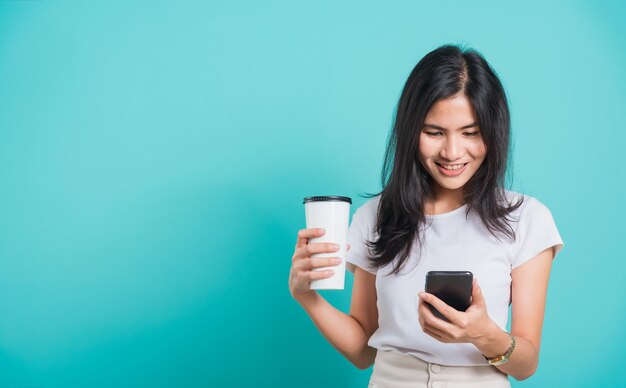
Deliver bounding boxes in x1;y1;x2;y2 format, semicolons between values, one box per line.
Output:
438;163;465;171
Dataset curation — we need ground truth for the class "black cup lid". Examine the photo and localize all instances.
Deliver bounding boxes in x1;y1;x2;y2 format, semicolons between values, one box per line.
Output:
303;196;352;204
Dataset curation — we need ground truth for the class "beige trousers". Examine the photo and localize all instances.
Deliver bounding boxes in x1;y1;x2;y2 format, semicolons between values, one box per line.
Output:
368;350;511;388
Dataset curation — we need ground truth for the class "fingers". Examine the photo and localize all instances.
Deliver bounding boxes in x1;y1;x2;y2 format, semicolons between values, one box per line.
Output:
308;269;336;280
418;298;439;328
291;228;346;295
292;242;341;261
470;278;485;307
417;296;456;342
423;325;449;342
418;292;460;329
295;228;325;248
295;256;343;271
290;264;336;292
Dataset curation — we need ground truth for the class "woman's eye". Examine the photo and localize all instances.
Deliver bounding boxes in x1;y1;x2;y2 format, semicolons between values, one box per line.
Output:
425;131;442;137
464;131;480;137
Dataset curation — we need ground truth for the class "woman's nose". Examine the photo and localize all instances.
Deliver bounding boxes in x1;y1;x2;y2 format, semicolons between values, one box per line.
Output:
440;136;462;160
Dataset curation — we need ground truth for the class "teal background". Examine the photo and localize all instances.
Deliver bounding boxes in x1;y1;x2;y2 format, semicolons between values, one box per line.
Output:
0;1;624;387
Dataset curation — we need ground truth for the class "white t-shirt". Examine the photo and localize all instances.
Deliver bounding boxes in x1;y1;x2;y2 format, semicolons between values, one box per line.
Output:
346;191;564;366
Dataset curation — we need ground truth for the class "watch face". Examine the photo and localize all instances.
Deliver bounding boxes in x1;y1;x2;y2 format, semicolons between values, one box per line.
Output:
489;356;509;366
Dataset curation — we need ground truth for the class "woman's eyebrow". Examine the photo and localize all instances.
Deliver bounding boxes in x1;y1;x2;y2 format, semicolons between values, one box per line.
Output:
423;123;478;130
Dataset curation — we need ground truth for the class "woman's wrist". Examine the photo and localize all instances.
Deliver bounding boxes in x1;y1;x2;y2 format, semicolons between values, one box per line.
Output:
471;320;511;358
293;289;321;310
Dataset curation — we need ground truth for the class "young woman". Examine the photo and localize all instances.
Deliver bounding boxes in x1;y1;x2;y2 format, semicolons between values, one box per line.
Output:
288;44;563;387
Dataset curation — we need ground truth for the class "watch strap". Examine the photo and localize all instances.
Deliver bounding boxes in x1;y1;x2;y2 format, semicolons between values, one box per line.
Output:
484;333;516;366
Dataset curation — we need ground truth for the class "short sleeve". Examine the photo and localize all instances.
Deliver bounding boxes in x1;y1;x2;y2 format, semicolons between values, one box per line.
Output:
346;201;378;275
512;198;564;269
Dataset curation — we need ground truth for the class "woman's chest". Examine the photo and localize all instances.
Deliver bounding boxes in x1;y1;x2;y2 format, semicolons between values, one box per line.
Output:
375;227;515;309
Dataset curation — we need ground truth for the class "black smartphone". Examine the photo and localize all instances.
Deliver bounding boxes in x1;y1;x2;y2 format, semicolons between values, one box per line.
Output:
424;271;473;322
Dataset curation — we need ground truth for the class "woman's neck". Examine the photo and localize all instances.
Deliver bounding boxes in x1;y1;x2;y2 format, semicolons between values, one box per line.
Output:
424;186;465;215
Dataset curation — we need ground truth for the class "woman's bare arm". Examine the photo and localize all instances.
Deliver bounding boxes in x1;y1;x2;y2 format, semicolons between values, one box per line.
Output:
289;228;378;369
472;247;554;380
295;266;378;369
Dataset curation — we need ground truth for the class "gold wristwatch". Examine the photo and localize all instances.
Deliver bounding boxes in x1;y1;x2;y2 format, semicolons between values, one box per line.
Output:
483;334;516;366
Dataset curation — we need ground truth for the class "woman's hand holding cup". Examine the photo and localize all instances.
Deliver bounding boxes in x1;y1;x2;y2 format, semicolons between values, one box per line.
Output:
289;228;350;302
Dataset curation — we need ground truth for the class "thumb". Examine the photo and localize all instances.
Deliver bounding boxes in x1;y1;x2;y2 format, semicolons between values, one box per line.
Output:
471;278;485;307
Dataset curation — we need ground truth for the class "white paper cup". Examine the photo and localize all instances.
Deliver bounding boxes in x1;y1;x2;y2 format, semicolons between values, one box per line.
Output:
303;195;351;290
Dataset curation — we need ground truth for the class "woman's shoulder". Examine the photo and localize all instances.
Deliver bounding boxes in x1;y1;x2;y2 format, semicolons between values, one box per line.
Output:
502;190;554;220
502;190;564;264
352;194;382;224
363;194;382;211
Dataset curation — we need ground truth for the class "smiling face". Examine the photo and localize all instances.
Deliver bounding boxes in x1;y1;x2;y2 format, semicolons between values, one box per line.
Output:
418;94;487;199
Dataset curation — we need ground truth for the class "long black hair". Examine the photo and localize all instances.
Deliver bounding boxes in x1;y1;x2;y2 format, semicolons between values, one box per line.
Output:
364;44;522;275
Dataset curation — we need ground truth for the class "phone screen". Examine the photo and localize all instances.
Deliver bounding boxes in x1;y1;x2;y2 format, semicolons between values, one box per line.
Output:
424;271;473;322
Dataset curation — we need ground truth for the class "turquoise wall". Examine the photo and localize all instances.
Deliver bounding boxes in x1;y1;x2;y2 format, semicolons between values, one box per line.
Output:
1;1;624;387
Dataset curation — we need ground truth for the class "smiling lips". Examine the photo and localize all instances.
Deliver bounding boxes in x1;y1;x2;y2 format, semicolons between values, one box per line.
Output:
435;162;469;177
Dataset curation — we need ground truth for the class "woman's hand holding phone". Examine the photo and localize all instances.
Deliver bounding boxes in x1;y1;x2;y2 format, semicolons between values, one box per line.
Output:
417;280;498;345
